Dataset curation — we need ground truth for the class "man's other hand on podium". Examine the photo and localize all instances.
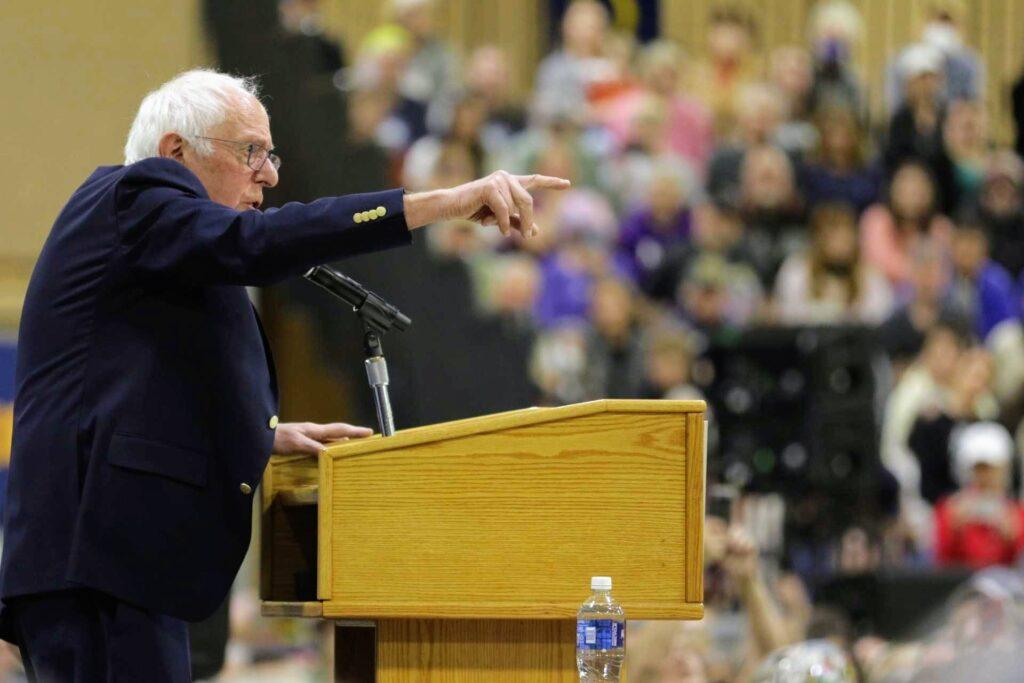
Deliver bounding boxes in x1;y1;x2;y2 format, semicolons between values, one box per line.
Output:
273;421;374;454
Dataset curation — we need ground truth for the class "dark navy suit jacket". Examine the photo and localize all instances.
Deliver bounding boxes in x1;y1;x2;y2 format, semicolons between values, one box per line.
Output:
0;157;410;622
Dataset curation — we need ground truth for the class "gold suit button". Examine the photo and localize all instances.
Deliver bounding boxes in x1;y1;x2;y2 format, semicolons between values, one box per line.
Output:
353;212;363;223
268;415;279;429
377;205;387;217
239;482;253;495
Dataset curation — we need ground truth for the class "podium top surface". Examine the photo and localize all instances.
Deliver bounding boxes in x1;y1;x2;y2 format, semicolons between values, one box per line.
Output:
320;399;705;459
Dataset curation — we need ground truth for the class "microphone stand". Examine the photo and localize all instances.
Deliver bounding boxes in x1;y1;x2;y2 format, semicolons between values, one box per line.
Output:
362;328;395;437
303;266;411;437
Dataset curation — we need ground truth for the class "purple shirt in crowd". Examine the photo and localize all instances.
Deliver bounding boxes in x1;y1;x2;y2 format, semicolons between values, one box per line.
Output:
616;207;692;285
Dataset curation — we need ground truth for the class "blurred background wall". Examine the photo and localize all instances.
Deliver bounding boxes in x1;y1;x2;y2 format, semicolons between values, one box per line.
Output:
0;0;206;328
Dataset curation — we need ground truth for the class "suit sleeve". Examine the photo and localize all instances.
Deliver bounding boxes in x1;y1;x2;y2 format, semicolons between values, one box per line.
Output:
113;157;412;286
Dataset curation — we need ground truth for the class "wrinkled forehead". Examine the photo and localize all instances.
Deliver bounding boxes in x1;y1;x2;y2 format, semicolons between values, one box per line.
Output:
212;93;273;148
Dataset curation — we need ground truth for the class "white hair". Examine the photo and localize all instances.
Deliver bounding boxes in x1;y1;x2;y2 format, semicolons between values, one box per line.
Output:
123;69;261;164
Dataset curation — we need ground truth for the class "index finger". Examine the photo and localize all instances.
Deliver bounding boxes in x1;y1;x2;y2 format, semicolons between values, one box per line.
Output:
518;174;571;191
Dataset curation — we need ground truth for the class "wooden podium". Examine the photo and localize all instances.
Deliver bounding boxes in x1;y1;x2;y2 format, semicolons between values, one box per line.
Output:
260;399;707;681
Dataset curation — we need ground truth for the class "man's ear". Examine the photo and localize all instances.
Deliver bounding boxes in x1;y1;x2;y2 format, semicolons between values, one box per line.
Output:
157;132;186;161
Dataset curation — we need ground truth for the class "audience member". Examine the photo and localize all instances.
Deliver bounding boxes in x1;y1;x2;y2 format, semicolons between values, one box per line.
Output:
883;43;959;213
617;163;694;288
686;6;760;139
707;83;786;207
774;203;893;325
580;276;647;399
641;321;703;401
533;188;621;328
935;422;1024;569
346;24;426;155
768;46;818;157
975;151;1024;279
947;218;1019;342
806;0;865;117
391;0;461;133
646;199;759;304
602;95;703;212
860;160;954;293
877;239;957;372
532;0;614;125
880;321;972;543
465;45;528;152
799;104;881;214
402;91;489;190
738;144;806;287
909;347;997;505
886;0;984;111
676;252;763;346
943;99;989;204
484;254;541;326
602;40;713;170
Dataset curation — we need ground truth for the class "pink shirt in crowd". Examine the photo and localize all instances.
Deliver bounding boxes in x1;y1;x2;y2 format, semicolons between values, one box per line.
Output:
859;204;953;291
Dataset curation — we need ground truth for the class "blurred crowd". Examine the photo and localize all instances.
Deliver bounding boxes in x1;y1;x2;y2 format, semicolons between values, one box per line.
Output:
206;0;1024;680
327;0;1024;679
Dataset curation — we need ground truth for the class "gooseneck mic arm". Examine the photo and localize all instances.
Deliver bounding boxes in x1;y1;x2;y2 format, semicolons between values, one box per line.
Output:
302;265;412;436
303;265;411;333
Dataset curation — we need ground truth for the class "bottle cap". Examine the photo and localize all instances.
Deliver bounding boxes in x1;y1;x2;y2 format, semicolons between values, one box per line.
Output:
591;576;612;591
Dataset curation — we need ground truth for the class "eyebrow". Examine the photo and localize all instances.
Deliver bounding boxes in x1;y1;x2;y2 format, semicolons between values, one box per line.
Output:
246;138;274;150
236;131;273;150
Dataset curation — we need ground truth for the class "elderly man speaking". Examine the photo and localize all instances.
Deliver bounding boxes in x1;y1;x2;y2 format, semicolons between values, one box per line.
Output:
0;69;568;680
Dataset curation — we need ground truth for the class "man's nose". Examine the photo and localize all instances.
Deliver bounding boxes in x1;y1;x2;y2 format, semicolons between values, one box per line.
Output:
255;159;278;188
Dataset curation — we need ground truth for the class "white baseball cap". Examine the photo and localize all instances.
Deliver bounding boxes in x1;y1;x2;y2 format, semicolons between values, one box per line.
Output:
900;43;943;79
953;421;1015;483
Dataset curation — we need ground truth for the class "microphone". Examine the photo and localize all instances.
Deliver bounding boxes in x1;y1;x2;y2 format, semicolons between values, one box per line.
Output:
303;265;411;332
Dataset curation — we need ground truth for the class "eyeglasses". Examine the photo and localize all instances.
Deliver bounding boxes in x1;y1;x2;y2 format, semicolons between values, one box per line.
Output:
193;136;281;172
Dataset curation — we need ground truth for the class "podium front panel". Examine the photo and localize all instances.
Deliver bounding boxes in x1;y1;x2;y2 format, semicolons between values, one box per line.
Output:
312;400;705;620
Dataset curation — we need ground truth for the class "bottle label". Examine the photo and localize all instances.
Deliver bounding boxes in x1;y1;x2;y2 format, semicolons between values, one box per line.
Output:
576;619;625;650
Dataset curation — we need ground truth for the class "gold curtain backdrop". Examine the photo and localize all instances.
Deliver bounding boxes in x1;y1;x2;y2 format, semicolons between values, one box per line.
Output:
4;0;1024;327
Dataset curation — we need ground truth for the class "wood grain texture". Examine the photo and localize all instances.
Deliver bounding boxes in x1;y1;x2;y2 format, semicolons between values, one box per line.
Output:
267;454;319;495
377;619;578;683
318;401;706;620
319;452;334;600
322;400;705;459
259;461;274;599
684;414;705;604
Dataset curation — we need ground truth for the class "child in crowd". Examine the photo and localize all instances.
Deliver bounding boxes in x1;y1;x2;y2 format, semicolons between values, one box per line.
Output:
935;421;1024;569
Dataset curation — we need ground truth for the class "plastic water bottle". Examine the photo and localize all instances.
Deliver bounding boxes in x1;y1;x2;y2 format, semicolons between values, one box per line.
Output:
576;576;625;682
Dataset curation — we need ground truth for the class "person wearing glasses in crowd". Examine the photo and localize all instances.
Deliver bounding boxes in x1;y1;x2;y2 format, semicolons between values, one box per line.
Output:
0;69;569;680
